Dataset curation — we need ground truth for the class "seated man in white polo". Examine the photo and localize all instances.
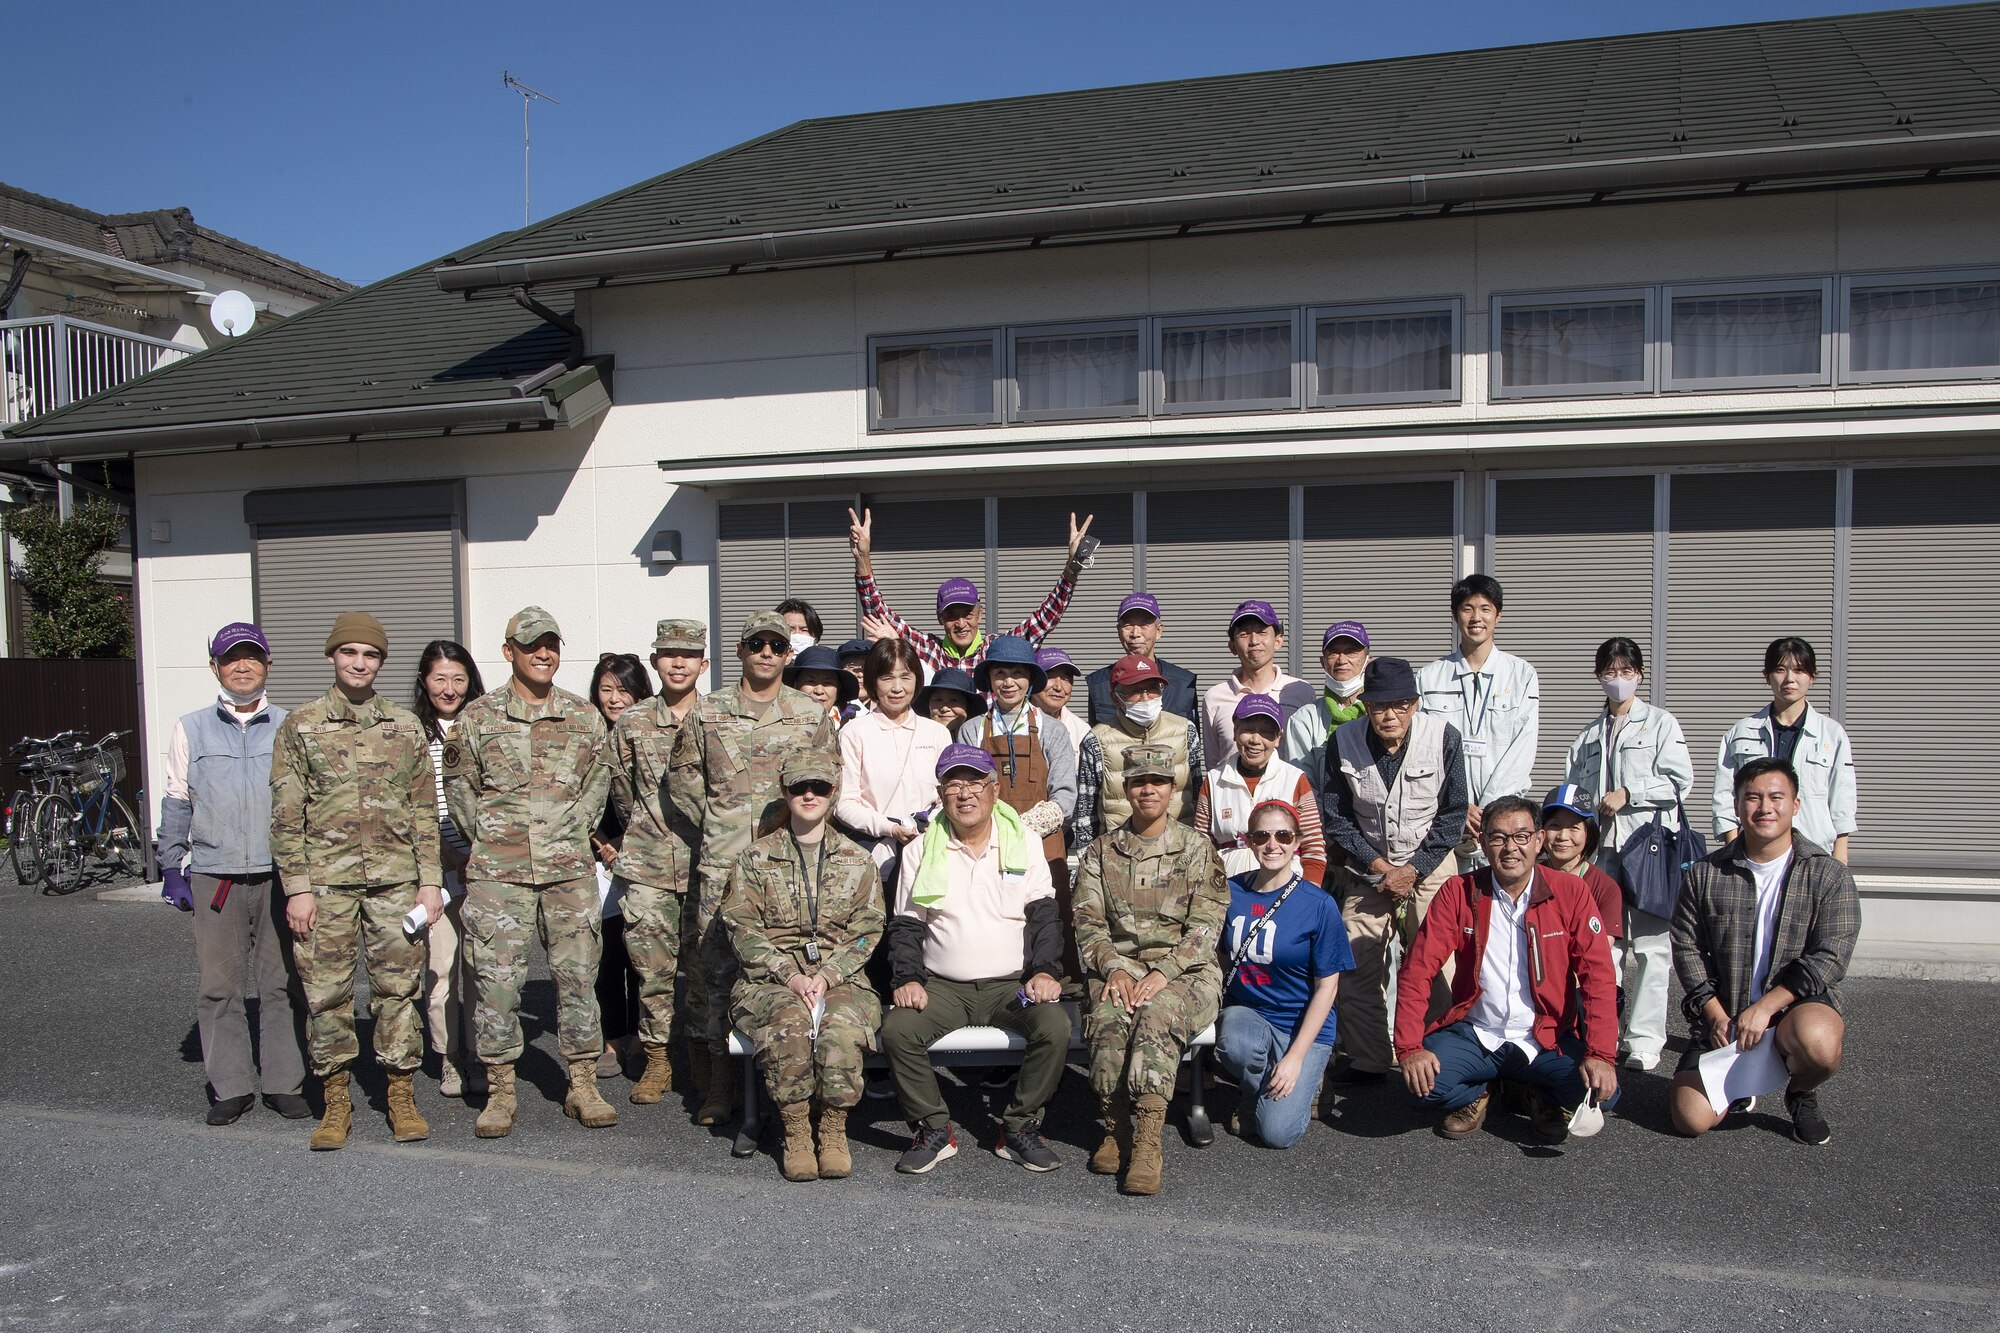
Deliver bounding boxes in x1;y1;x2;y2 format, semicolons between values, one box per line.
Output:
881;745;1070;1175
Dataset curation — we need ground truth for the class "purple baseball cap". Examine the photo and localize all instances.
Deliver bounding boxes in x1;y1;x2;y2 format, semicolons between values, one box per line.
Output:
1322;619;1370;650
936;743;998;779
1232;693;1282;727
1117;592;1161;621
1229;600;1282;632
1035;646;1079;676
936;578;981;617
209;622;270;659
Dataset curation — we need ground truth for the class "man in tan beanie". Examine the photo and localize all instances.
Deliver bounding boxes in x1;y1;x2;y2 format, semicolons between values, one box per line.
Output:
271;612;444;1151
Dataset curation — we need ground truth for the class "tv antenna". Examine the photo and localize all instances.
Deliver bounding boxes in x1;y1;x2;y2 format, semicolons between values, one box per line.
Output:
502;71;559;226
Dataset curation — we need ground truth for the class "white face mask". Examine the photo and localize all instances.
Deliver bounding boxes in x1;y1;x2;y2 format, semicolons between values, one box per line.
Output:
1600;675;1640;704
1121;698;1163;727
787;632;815;655
1326;674;1364;698
220;683;264;706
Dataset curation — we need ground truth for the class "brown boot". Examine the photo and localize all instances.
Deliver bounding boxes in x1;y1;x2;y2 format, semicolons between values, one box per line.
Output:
1440;1090;1490;1140
687;1038;711;1098
695;1048;738;1126
815;1102;852;1179
630;1043;673;1105
1122;1094;1167;1196
1088;1093;1130;1175
385;1071;430;1143
564;1059;620;1129
309;1070;352;1152
475;1064;516;1139
778;1102;819;1182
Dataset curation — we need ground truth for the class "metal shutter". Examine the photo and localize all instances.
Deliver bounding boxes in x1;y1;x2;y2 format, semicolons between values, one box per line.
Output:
1142;487;1292;688
862;497;987;638
1301;479;1458;668
1665;469;1837;816
1492;474;1657;795
1848;466;1999;868
995;491;1135;671
254;519;459;709
715;503;787;655
783;501;863;642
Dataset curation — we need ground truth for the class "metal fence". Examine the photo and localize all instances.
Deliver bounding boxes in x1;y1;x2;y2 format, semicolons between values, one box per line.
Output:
0;316;197;426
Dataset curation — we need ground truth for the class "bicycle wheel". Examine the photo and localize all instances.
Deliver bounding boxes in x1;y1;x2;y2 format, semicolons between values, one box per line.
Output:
90;793;144;879
32;794;83;895
6;791;40;884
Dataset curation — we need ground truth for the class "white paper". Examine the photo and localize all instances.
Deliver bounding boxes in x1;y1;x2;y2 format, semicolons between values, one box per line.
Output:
401;882;459;937
596;864;624;920
1696;1038;1791;1116
809;995;825;1041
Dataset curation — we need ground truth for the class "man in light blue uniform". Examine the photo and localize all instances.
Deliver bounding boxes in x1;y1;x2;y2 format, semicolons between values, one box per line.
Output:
1417;576;1540;865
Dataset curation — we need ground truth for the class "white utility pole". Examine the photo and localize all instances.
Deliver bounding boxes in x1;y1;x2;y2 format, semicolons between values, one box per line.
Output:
502;71;559;226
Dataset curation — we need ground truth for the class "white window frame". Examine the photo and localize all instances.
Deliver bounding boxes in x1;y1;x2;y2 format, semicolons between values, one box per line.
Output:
867;328;1002;430
1003;318;1148;424
1152;308;1303;416
1489;286;1657;401
1659;279;1834;393
1836;267;2000;386
1306;298;1462;407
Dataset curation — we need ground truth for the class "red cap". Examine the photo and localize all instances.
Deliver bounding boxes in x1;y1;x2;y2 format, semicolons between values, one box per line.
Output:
1109;653;1167;688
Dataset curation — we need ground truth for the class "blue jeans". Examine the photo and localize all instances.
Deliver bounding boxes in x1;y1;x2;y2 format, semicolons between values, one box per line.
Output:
1417;1019;1587;1113
1215;1006;1333;1148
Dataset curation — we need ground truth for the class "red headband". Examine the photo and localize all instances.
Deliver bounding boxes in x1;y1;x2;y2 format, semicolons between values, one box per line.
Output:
1249;798;1303;829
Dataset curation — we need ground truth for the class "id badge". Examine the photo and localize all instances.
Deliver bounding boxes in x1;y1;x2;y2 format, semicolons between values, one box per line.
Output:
804;940;821;964
1463;737;1491;758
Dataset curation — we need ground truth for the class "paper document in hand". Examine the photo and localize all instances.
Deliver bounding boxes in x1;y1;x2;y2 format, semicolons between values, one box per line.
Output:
1697;1039;1791;1116
596;864;625;919
810;995;825;1041
401;882;460;937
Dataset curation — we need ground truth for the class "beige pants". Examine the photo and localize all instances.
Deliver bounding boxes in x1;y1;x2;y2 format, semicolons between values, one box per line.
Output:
1336;854;1457;1074
423;886;476;1061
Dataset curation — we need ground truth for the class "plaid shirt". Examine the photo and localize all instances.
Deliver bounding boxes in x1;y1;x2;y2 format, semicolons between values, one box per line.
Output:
857;569;1076;676
1670;836;1861;1030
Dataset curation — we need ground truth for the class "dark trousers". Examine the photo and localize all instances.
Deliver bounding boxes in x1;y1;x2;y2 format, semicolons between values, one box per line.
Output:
1417;1019;1587;1113
596;914;640;1042
191;873;307;1100
878;976;1070;1131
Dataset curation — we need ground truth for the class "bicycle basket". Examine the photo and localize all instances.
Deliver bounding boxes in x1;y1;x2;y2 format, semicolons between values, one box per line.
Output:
90;747;126;788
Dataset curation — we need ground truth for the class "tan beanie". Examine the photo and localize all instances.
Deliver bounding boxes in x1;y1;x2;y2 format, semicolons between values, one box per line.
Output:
324;611;388;656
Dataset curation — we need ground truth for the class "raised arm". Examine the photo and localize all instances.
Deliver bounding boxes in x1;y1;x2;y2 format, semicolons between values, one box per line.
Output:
1004;512;1093;645
849;506;946;674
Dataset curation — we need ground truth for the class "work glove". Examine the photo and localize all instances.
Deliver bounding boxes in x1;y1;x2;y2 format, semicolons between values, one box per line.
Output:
161;867;194;912
1020;800;1064;839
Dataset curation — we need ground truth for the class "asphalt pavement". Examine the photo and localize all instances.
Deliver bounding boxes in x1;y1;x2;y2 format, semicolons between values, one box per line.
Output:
1;872;1995;1332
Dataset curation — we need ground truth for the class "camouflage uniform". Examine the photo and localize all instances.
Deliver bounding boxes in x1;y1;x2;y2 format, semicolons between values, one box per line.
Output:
444;678;614;1064
1072;808;1228;1101
270;685;442;1077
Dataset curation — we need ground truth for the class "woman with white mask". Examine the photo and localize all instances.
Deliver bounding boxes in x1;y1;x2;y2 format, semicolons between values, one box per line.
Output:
1281;620;1371;800
1560;636;1694;1073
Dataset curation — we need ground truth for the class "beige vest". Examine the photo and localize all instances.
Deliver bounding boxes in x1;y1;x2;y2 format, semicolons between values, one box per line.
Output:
1092;713;1195;829
1334;710;1446;864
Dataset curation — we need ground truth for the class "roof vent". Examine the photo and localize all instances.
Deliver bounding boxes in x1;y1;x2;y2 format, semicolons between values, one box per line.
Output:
1894;112;1915;126
724;214;742;225
1564;131;1584;145
1671;129;1689;142
1458;147;1477;159
1257;165;1276;177
1170;167;1188;178
665;217;682;226
570;232;593;242
825;201;842;210
1067;183;1086;193
1362;149;1381;161
1780;114;1799;127
893;198;913;209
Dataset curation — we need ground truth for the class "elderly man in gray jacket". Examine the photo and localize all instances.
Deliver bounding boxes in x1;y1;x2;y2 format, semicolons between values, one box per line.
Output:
156;622;308;1125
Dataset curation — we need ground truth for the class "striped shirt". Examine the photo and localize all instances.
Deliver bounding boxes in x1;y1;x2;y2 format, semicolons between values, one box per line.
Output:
428;726;472;857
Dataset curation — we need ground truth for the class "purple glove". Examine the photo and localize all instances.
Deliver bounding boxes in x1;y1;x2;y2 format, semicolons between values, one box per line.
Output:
161;868;194;912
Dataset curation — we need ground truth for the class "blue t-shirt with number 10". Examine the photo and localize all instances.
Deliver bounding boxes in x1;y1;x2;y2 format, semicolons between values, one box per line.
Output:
1223;873;1356;1047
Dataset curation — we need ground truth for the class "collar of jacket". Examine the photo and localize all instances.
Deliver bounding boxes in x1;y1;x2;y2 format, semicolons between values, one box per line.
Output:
1754;701;1825;739
725;682;815;720
1719;831;1831;869
212;696;274;726
320;686;392;725
1478;865;1552;907
500;683;583;723
1110;822;1187;857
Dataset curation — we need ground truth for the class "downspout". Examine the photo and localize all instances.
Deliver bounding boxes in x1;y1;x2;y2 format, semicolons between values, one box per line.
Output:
510;286;585;364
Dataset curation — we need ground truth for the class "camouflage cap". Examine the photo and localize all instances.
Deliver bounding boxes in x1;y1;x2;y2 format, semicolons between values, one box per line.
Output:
780;749;840;788
653;618;707;653
505;605;562;645
740;610;792;644
1123;743;1178;782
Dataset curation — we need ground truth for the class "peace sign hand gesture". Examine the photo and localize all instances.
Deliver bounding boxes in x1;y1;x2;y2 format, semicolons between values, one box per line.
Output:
848;507;874;575
1066;511;1097;564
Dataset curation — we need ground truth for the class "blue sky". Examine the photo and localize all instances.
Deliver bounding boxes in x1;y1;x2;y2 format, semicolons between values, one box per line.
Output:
13;0;1942;287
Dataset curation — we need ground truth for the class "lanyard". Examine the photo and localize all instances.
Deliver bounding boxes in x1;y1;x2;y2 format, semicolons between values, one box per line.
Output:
1461;668;1494;740
789;832;828;948
1227;873;1303;985
989;708;1029;781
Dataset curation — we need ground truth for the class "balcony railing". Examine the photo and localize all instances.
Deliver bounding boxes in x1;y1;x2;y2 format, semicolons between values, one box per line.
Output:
0;316;199;427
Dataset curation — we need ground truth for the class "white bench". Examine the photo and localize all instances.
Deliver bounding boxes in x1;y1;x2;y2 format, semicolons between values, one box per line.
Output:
727;1000;1217;1156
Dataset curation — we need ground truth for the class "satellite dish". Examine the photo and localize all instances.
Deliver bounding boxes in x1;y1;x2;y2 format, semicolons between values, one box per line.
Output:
209;290;256;338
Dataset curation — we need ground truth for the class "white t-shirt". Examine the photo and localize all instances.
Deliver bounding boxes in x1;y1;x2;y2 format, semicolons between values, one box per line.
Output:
1747;849;1793;999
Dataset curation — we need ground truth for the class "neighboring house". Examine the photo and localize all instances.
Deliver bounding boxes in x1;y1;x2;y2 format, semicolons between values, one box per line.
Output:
3;6;1998;966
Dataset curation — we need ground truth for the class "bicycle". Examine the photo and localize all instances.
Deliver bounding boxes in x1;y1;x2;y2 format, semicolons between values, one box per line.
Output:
5;729;86;884
32;731;142;895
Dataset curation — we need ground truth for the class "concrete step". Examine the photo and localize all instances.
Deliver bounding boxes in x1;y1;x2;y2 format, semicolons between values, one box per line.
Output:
1849;939;2000;983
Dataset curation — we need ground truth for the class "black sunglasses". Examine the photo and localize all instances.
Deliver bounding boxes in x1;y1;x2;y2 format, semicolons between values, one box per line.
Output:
1247;829;1298;846
786;780;834;798
742;636;790;655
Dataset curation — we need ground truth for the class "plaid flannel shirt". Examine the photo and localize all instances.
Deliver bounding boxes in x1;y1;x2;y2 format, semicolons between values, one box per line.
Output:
857;569;1076;676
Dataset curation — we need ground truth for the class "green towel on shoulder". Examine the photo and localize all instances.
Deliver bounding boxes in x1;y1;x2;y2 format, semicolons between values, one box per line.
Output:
911;801;1031;909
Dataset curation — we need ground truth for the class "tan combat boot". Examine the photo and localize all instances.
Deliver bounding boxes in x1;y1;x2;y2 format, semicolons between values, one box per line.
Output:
309;1070;352;1151
1088;1093;1130;1175
564;1059;620;1128
778;1102;819;1182
385;1070;430;1143
629;1043;673;1105
1123;1094;1168;1196
695;1049;738;1126
815;1101;852;1179
475;1064;516;1139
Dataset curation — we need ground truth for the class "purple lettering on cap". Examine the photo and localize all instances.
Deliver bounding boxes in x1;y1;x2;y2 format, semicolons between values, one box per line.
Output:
1322;619;1370;650
1231;692;1282;726
1117;592;1161;620
1229;600;1281;631
936;578;981;617
936;742;998;778
209;622;271;659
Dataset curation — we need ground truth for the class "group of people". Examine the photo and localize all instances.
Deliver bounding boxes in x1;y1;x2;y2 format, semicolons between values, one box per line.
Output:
160;505;1862;1194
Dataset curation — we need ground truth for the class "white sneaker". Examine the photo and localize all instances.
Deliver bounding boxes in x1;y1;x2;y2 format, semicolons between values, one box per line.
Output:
438;1062;464;1098
1623;1051;1661;1071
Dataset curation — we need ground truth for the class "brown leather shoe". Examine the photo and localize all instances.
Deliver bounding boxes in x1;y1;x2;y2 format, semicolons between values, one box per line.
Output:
1439;1090;1490;1140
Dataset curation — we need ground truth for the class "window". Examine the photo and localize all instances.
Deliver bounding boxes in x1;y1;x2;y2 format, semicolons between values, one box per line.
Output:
869;331;999;428
1840;271;2000;383
1663;282;1830;390
1008;322;1143;422
1309;301;1460;405
1157;312;1299;413
1493;290;1653;397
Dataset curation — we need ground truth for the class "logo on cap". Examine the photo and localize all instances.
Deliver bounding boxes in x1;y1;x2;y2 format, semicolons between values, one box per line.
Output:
1117;593;1162;621
506;606;562;644
935;578;981;616
1322;619;1370;650
1229;600;1281;632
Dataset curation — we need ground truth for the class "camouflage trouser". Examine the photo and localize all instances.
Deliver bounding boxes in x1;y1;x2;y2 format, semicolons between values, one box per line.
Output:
732;980;881;1109
693;863;737;1054
462;877;602;1065
1084;968;1221;1101
619;879;684;1049
295;883;425;1078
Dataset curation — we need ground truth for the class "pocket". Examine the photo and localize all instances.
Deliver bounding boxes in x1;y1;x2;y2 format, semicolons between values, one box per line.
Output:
479;734;531;792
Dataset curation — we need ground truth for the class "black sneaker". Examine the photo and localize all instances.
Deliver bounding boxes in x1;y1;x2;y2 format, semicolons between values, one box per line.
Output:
995;1120;1063;1172
863;1075;897;1100
896;1122;959;1174
1787;1089;1832;1146
262;1092;311;1120
205;1094;254;1126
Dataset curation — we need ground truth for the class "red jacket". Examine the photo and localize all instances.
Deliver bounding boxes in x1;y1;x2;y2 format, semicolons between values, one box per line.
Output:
1393;867;1619;1065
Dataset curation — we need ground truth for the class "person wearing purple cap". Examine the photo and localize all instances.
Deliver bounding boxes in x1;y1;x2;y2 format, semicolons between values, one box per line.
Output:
1202;600;1314;770
1030;646;1092;753
1196;695;1327;884
1282;621;1373;801
1084;592;1200;728
158;622;309;1125
848;505;1095;675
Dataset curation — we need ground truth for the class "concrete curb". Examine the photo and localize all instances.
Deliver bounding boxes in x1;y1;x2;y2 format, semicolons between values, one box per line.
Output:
95;881;159;903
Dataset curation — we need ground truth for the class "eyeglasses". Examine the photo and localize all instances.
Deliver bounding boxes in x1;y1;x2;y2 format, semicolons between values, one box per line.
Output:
940;777;994;794
1246;829;1297;846
1481;830;1539;849
742;637;789;655
785;780;833;798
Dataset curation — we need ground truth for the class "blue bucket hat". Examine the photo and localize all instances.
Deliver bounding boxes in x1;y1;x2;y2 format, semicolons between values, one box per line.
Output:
785;644;859;704
972;634;1047;696
915;666;987;719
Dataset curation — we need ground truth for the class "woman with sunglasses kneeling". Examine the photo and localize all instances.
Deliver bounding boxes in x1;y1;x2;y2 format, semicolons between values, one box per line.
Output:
721;751;886;1181
1214;800;1355;1147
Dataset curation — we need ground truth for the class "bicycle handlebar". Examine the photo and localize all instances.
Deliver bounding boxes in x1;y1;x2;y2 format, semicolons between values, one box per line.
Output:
8;729;87;758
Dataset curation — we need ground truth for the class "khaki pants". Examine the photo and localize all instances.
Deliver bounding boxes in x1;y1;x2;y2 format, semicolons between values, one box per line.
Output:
422;887;476;1061
1336;854;1457;1074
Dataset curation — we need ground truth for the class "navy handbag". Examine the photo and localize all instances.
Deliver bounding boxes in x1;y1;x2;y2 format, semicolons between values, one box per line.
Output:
1616;802;1708;920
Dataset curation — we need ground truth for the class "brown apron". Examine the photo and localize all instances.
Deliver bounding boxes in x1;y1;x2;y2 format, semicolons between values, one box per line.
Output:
981;709;1079;979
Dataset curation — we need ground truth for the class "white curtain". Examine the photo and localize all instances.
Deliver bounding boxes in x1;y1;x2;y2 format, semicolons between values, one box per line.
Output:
876;341;993;420
1671;292;1821;380
1849;282;1999;374
1500;301;1646;387
1162;323;1292;404
1015;330;1139;412
1316;311;1453;396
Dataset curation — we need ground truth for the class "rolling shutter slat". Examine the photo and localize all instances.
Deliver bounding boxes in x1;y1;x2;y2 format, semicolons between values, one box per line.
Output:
1143;488;1292;689
1301;480;1459;670
995;492;1135;671
716;503;787;655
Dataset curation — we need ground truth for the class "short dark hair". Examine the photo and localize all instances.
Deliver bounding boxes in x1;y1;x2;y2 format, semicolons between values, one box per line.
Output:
1481;793;1540;830
1595;636;1645;675
590;652;655;723
1451;574;1504;612
862;637;924;694
1733;756;1800;796
775;598;823;640
1763;636;1817;677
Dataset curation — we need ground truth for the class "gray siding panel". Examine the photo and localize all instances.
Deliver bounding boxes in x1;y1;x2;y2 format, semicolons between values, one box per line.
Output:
1301;480;1459;669
1143;487;1292;689
716;503;787;654
995;491;1135;670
